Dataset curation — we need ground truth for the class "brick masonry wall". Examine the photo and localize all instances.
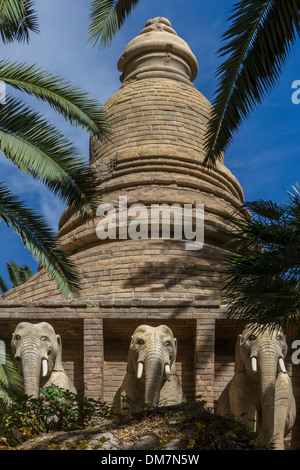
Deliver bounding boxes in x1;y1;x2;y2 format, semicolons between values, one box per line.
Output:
90;79;212;164
195;319;215;408
214;320;241;403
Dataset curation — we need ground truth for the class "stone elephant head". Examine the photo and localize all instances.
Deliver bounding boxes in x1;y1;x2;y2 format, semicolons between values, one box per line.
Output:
11;322;76;398
113;324;185;412
216;323;296;449
236;324;288;375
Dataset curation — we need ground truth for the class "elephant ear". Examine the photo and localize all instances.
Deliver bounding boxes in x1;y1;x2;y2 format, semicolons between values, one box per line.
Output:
53;335;64;372
234;334;245;373
126;335;136;374
173;337;177;353
170;337;177;373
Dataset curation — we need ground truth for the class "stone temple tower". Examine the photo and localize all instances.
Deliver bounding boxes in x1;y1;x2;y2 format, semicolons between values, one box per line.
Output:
0;18;248;407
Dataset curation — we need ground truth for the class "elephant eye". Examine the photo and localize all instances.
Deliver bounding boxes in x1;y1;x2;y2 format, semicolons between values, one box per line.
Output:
136;339;144;345
41;336;49;342
164;341;171;347
14;334;21;341
248;334;256;341
277;335;283;341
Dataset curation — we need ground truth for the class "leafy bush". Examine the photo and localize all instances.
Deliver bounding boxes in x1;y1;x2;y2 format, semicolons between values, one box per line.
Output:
0;385;110;448
0;391;273;450
159;397;272;450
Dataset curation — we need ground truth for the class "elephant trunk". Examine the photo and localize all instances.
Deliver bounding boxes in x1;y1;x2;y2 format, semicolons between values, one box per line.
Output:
17;338;43;399
258;346;279;445
144;353;164;407
142;333;167;407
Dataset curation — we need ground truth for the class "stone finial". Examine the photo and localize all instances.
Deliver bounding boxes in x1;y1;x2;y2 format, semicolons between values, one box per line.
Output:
117;17;198;85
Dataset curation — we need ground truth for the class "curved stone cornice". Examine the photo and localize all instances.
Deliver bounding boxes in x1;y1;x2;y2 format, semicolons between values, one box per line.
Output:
118;17;198;85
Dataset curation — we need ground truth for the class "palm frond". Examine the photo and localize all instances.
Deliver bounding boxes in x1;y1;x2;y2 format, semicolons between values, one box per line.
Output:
23;263;33;280
0;261;33;294
0;182;81;299
0;0;39;44
88;0;141;48
0;349;23;402
204;0;300;166
5;260;33;287
222;189;300;331
0;276;8;293
0;60;110;142
6;261;19;288
0;95;101;220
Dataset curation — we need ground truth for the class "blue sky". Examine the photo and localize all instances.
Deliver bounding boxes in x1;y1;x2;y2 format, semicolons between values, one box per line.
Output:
0;0;300;286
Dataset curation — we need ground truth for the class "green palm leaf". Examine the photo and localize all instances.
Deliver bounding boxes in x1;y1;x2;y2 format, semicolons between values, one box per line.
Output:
222;187;300;331
5;260;33;287
0;275;8;293
88;0;141;48
22;263;33;281
204;0;300;166
0;0;39;44
0;95;101;220
0;60;110;142
6;261;19;288
0;351;23;403
0;182;81;299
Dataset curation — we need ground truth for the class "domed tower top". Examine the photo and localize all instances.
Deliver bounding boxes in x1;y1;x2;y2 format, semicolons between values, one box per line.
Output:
1;17;244;306
118;17;198;85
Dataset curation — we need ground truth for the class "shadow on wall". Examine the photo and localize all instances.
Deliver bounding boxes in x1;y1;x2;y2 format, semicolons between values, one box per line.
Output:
121;254;224;314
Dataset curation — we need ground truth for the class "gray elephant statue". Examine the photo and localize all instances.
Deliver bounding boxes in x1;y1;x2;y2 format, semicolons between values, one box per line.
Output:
216;324;296;450
11;322;77;398
112;324;185;413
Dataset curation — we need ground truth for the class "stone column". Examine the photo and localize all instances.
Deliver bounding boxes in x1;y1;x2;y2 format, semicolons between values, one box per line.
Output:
83;318;103;399
194;318;215;408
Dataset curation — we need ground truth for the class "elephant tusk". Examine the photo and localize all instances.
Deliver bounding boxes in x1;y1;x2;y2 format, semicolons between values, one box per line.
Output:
165;364;171;382
251;357;257;373
42;358;48;377
279;357;287;374
137;362;143;379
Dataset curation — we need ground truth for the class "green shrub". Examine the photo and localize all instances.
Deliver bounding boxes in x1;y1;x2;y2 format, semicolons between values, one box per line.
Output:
0;384;110;447
161;398;272;450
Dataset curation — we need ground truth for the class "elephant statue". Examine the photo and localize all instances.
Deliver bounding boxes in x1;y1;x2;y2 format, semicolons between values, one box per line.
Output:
216;324;296;450
11;322;77;398
112;324;185;413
